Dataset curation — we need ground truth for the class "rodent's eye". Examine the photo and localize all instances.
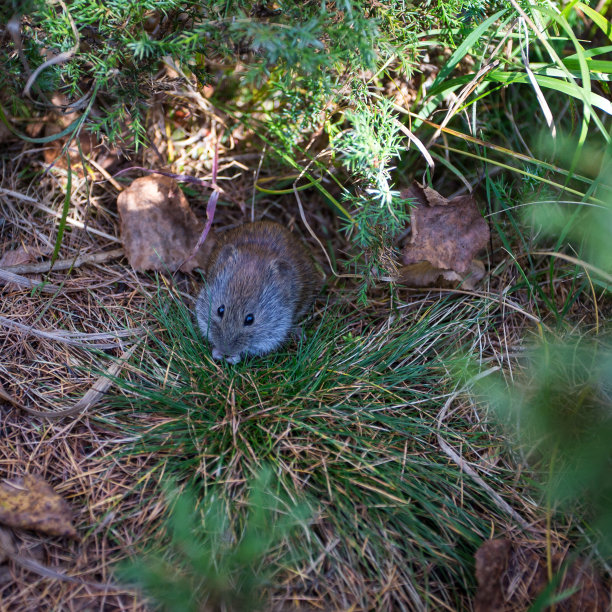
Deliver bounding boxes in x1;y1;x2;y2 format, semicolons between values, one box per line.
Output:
217;305;225;318
244;313;254;326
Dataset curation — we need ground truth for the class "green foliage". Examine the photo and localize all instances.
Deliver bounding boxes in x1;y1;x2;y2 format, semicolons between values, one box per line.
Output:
477;336;612;557
474;145;612;560
530;197;612;282
264;72;332;155
6;0;605;271
331;97;412;293
119;467;310;612
0;1;385;139
334;98;403;208
527;144;612;283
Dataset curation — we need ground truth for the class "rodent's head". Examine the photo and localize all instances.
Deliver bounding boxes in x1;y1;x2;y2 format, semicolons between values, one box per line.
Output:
196;245;296;363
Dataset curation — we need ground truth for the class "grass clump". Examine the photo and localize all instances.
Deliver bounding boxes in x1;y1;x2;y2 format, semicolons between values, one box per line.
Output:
100;285;535;608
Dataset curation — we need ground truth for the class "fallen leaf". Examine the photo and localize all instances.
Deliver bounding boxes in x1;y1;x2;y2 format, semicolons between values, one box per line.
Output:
474;538;610;612
0;246;36;268
0;474;77;539
0;245;49;290
117;175;215;272
397;259;485;291
403;183;449;208
399;183;489;288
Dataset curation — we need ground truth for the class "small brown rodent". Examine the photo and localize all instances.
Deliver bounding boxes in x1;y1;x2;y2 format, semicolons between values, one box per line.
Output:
196;221;319;364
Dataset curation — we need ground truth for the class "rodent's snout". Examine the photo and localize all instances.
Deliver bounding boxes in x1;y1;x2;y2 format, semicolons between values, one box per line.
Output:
212;346;242;365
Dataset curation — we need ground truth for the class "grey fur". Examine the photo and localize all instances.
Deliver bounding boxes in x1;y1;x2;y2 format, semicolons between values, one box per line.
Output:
196;221;319;363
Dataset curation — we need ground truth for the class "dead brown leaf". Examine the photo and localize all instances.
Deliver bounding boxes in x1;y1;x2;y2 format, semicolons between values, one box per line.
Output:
474;538;610;612
117;175;215;273
397;260;485;291
0;474;77;539
0;245;37;268
399;183;489;288
403;183;449;208
0;245;43;290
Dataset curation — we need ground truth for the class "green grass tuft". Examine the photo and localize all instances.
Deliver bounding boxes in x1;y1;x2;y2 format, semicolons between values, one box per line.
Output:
101;285;532;607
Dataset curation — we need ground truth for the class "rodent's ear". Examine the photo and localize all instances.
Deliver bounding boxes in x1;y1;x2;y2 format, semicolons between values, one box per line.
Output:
268;258;293;280
268;258;295;297
208;244;238;275
217;244;238;262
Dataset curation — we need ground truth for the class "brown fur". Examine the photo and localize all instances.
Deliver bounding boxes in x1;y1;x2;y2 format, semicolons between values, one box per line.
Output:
196;221;320;362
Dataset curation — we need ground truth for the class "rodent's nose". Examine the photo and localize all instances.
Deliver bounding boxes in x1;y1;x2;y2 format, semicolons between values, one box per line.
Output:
213;346;241;364
218;340;239;356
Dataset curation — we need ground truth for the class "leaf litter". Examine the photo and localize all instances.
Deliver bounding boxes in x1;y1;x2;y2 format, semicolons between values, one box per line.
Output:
398;182;490;290
117;175;215;273
0;474;77;539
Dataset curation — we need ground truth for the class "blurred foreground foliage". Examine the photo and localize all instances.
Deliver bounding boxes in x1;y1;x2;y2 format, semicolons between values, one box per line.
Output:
478;151;612;560
479;336;612;556
119;467;310;612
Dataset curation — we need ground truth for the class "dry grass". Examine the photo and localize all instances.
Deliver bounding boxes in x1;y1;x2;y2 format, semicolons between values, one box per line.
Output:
1;137;170;609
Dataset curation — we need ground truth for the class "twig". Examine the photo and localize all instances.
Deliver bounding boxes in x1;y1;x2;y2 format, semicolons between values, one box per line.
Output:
0;270;61;293
392;117;435;169
1;248;124;275
0;188;120;243
3;341;141;420
86;156;124;191
0;315;140;349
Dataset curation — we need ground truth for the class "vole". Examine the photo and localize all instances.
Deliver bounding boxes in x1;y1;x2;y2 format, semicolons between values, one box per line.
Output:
196;221;319;364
